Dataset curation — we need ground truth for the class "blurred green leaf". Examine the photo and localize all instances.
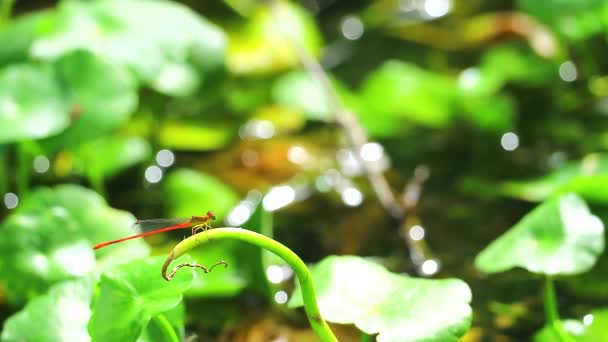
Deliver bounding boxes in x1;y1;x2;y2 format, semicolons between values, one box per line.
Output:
1;278;93;342
88;256;194;341
30;0;226;95
359;60;458;135
272;70;358;121
289;256;472;342
74;135;151;180
0;11;52;66
518;0;606;41
40;50;138;152
223;0;259;16
227;0;322;74
272;70;333;120
0;185;147;302
158;120;236;151
478;44;556;91
500;154;608;203
0;63;69;143
250;105;307;134
165;169;240;220
534;309;608;341
458;93;515;132
475;193;604;275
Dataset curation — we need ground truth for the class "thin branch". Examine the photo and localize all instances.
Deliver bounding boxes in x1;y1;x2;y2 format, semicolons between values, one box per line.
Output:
268;0;404;220
268;1;438;273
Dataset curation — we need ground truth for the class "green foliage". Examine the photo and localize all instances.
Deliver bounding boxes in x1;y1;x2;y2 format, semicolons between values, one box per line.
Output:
534;309;608;341
164;169;240;220
88;256;194;341
289;256;472;342
358;60;457;135
2;0;608;340
0;185;147;302
28;0;226;95
0;48;136;147
477;44;556;89
0;63;69;143
157;120;236;151
227;0;322;74
475;194;604;275
500;154;608;204
74;135;151;180
1;278;94;342
40;50;138;152
357;59;519;137
518;0;607;41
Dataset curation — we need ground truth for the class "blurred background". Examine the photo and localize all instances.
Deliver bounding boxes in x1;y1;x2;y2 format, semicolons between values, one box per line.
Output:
1;0;608;341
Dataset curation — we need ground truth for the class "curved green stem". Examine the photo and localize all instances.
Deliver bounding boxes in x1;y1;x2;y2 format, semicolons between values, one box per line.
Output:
162;227;338;342
151;313;179;342
544;276;575;342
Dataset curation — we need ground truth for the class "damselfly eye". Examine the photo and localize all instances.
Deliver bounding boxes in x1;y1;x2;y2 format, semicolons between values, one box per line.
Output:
207;211;216;220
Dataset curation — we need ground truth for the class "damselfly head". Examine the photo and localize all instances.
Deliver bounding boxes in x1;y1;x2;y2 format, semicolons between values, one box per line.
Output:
207;211;216;221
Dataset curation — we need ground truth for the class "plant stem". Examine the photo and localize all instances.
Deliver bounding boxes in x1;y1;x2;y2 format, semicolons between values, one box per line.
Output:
16;141;30;197
361;331;374;342
267;0;437;269
151;314;179;342
162;227;338;342
0;146;8;196
543;276;574;342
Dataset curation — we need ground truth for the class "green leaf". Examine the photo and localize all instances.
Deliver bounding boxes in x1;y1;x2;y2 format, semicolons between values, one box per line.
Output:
30;0;226;95
0;11;52;66
88;256;194;341
1;278;93;342
359;60;458;135
500;154;608;203
475;193;604;275
158;120;236;151
0;185;148;302
478;44;556;90
0;63;69;143
227;0;322;74
250;105;307;135
272;70;333;120
40;50;138;152
164;169;240;220
272;70;358;121
289;256;472;342
458;93;515;132
534;309;608;341
518;0;606;41
74;135;151;179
